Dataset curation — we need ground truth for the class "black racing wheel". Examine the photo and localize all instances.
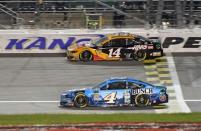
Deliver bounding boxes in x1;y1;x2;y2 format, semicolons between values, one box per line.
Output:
135;94;149;107
133;50;147;61
74;93;88;108
79;50;93;61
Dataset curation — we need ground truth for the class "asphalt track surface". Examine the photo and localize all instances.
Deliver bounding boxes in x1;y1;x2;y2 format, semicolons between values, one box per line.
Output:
0;56;200;114
173;56;201;112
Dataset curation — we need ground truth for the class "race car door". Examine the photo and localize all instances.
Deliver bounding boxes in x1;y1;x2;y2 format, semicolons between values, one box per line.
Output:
98;80;130;105
101;38;127;60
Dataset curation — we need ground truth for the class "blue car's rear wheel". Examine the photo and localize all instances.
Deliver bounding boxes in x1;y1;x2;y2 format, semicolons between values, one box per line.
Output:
74;93;88;108
135;94;149;107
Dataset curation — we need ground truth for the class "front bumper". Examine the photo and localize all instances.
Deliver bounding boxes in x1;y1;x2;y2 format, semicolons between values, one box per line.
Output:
151;94;168;104
66;50;79;61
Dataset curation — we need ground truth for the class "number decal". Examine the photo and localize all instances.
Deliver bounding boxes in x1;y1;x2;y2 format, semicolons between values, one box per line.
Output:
104;92;117;103
108;48;121;58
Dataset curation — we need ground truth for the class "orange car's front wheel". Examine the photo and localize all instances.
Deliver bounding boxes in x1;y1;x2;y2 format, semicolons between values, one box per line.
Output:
79;50;93;61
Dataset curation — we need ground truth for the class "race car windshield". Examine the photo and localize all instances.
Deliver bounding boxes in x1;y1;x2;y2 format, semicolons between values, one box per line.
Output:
92;81;106;89
92;37;108;46
137;36;152;42
139;80;154;87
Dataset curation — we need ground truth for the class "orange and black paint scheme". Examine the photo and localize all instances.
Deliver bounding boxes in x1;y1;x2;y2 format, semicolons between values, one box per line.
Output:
66;32;163;61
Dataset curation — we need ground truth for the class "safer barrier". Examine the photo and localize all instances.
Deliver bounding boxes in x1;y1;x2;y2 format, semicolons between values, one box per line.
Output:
0;28;200;54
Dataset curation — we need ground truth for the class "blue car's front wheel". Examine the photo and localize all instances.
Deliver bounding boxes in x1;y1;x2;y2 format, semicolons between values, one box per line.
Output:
74;93;88;108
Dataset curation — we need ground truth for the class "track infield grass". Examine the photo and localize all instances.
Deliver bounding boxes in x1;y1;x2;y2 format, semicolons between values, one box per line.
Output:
0;113;201;125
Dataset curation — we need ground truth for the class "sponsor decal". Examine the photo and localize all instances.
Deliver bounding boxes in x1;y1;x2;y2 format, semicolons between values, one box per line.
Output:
1;34;201;52
152;52;161;56
93;94;101;101
5;37;85;50
150;37;201;48
159;94;167;102
148;45;154;49
124;90;130;104
4;34;104;50
131;88;153;95
128;45;148;50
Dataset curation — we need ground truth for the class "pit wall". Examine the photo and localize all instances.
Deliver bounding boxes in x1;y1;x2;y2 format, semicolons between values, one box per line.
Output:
0;28;201;54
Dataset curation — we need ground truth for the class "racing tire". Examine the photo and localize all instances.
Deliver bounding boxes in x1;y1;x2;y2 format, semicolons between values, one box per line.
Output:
135;94;149;107
74;93;88;108
79;50;93;61
133;50;147;61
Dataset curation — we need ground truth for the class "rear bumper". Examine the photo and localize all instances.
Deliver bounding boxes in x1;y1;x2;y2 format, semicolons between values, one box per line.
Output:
147;49;163;58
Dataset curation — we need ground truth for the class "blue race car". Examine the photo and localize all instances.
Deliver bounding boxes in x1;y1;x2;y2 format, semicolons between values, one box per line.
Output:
60;77;168;108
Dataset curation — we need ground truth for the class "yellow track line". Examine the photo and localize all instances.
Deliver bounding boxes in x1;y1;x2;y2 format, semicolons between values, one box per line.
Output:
145;71;158;76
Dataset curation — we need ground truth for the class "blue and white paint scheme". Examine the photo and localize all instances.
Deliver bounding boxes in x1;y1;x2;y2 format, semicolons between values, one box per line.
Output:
60;77;168;108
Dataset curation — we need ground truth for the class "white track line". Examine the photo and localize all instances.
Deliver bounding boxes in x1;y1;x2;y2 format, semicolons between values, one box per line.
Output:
0;101;59;103
170;100;201;102
166;54;191;113
0;100;200;103
184;100;201;102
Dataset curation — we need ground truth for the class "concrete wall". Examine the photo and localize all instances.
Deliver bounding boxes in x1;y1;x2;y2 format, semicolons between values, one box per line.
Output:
0;28;200;54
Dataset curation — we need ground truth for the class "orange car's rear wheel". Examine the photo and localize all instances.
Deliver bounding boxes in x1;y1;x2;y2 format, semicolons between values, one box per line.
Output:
79;50;93;61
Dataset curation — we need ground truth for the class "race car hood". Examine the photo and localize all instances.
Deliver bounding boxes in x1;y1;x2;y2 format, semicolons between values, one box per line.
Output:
155;86;166;89
68;41;93;50
155;86;167;93
67;43;78;51
63;87;93;95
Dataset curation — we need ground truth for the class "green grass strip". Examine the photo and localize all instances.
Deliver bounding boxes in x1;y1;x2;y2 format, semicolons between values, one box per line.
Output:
0;113;201;126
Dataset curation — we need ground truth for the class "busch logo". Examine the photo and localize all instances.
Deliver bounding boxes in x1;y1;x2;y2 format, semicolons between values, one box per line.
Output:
132;88;153;95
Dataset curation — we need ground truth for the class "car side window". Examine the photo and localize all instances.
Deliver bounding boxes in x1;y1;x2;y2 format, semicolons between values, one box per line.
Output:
133;37;143;44
102;41;112;48
103;38;127;48
128;82;141;89
108;81;126;90
135;36;151;45
126;39;136;47
100;84;107;90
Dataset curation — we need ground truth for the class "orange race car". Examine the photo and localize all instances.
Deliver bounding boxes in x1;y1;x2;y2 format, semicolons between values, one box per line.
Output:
66;32;163;61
